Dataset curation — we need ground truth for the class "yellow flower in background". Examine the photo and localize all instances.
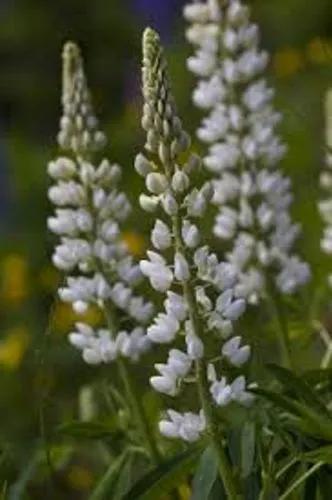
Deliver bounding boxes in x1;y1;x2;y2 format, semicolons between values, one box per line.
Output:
122;231;147;256
82;305;103;327
67;465;94;491
0;326;29;370
52;302;102;335
178;484;191;499
306;37;332;65
0;254;29;305
273;48;304;79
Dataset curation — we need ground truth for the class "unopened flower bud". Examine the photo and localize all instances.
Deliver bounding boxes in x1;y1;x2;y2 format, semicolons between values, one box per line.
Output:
172;170;190;193
135;153;153;177
161;192;178;215
139;194;160;212
146;172;168;194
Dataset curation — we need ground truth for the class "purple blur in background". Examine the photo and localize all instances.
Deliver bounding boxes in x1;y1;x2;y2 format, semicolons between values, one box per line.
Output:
132;0;187;38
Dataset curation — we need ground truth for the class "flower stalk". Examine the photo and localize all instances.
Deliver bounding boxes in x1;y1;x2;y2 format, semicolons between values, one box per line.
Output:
48;41;161;464
184;0;311;304
172;210;240;497
136;27;253;496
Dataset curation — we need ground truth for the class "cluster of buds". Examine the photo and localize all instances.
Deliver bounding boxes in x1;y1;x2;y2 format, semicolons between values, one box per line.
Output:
184;0;310;302
48;42;153;365
136;28;253;443
319;89;332;284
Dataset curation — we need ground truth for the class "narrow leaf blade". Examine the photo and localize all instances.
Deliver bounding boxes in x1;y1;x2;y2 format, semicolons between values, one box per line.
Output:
123;447;201;500
191;446;218;500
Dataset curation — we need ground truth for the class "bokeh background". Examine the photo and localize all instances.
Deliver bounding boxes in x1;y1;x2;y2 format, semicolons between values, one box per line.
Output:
0;0;331;497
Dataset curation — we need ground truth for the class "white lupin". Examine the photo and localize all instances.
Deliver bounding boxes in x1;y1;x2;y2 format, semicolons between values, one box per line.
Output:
48;157;76;179
174;252;190;281
168;349;192;377
222;336;251;367
230;376;255;406
186;333;204;359
182;220;200;248
210;377;233;407
151;220;172;250
140;251;173;292
139;194;160;212
138;28;254;444
135;153;154;177
150;374;177;396
172;170;190;193
185;0;310;299
159;410;206;443
165;292;187;321
320;90;332;286
147;313;179;344
48;42;153;366
146;172;168;194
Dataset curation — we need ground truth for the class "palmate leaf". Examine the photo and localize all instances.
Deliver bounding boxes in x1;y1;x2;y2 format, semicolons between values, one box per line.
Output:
252;388;332;441
123;446;202;500
191;446;218;500
266;364;330;416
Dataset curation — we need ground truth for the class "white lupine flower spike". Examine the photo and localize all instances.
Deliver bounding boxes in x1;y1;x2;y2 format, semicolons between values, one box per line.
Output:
320;89;332;288
48;42;154;366
185;0;311;305
48;41;162;465
137;28;253;496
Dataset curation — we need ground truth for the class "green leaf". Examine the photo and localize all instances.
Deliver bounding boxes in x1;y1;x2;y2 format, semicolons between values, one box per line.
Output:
303;369;332;386
208;478;226;500
303;445;332;464
267;364;330;416
251;388;303;416
240;422;255;479
57;421;122;440
113;453;134;499
89;450;129;500
191;446;218;500
252;388;332;441
279;462;323;500
123;447;201;500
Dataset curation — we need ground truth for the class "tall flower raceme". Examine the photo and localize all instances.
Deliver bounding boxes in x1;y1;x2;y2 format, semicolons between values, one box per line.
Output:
48;42;163;464
48;42;154;366
184;0;310;305
319;89;332;283
136;27;253;497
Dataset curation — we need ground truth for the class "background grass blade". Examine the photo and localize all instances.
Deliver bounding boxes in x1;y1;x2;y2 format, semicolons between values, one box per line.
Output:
123;447;201;500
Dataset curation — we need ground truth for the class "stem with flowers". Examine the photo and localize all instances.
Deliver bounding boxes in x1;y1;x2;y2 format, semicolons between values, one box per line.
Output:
48;41;161;465
136;27;254;497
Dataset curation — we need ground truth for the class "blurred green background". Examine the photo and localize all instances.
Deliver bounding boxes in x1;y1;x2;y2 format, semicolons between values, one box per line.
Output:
0;0;331;497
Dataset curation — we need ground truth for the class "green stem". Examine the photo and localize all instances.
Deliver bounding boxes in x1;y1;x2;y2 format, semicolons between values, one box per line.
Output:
116;357;161;465
104;303;161;465
279;462;323;500
265;276;293;370
196;358;241;499
172;214;241;499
